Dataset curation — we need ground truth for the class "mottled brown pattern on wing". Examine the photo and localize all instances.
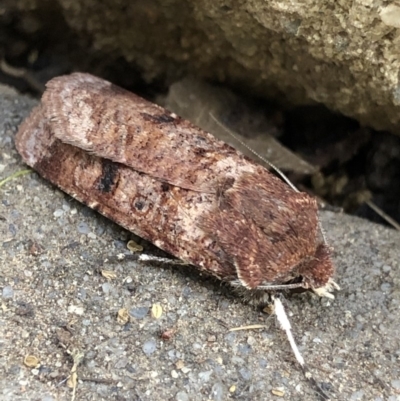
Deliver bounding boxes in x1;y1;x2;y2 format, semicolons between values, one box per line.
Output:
42;73;255;193
200;172;331;289
15;73;335;292
16;107;237;281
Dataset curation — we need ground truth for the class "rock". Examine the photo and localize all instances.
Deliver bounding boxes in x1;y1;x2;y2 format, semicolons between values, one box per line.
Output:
3;0;400;135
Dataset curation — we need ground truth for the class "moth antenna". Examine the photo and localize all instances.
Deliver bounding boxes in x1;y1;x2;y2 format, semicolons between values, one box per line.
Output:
273;295;332;400
209;112;299;192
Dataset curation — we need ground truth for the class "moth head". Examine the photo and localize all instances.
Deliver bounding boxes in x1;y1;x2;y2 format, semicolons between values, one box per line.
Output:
296;242;339;298
248;242;339;299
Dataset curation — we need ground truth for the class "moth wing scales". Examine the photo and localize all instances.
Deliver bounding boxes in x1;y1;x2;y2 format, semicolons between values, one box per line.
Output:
42;73;244;193
16;107;237;281
15;73;335;294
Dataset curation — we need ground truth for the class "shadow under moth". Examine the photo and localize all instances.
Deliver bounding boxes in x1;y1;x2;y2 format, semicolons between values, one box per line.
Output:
16;73;339;398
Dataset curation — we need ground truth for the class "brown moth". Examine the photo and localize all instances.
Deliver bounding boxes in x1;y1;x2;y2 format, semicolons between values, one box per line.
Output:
15;72;337;299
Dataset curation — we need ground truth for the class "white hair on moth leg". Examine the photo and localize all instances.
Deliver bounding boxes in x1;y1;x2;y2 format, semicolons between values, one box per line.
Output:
273;295;332;400
272;295;305;367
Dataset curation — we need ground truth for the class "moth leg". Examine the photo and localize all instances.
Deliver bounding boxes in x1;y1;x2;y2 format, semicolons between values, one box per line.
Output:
103;253;188;266
312;278;340;299
229;280;306;291
255;283;307;291
273;295;304;366
273;295;332;400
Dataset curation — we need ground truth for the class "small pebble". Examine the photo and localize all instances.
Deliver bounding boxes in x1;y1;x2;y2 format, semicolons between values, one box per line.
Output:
7;365;20;375
231;356;245;365
10;210;20;219
8;224;17;236
239;367;252;380
392;379;400;390
142;340;157;355
114;356;129;369
77;221;90;234
96;225;105;236
258;358;268;368
198;370;213;382
238;343;252;355
77;288;87;300
175;391;189;401
95;384;109;397
247;336;256;345
53;209;64;217
2;285;14;299
224;332;236;344
126;364;136;374
380;283;391;292
271;388;285;397
67;305;84;315
211;382;226;401
102;283;111;294
21;330;29;339
350;390;365;400
130;306;149;319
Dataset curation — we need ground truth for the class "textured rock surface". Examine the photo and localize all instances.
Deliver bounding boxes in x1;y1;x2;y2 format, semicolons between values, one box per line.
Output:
1;87;400;400
3;0;400;135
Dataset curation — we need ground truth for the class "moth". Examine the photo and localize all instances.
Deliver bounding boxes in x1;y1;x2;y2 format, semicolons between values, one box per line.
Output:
16;72;337;297
15;73;338;394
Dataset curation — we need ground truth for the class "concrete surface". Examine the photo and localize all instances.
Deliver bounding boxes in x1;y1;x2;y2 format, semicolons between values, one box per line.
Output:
0;86;399;401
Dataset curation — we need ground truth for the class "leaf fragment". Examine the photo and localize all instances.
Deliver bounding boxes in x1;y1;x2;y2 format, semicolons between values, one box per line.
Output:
101;270;117;280
151;303;163;319
271;388;285;396
24;355;40;368
117;308;130;324
127;240;143;253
